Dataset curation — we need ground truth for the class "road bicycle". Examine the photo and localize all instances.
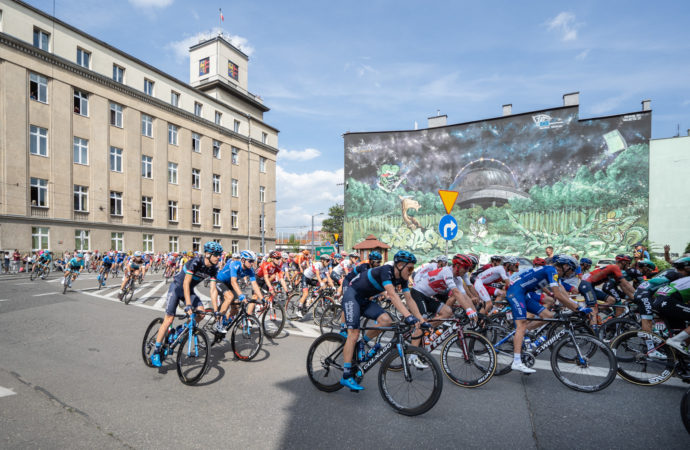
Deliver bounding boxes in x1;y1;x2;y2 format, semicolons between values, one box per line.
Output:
96;267;110;290
253;293;286;338
163;265;175;283
488;311;617;392
205;300;264;361
119;275;137;304
142;312;211;385
307;321;443;416
30;262;50;281
61;270;80;294
286;286;336;322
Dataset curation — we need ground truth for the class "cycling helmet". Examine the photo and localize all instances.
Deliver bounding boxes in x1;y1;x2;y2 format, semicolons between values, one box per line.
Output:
77;253;84;258
203;241;223;255
240;250;257;261
393;250;416;264
452;254;473;268
436;255;448;264
301;249;310;255
553;254;578;272
503;256;518;265
580;257;592;266
232;253;240;259
333;253;343;260
348;252;359;258
270;250;282;259
467;254;479;268
532;257;546;266
637;259;656;270
369;251;383;261
615;254;632;263
320;253;331;261
134;251;142;257
672;256;690;271
282;252;289;259
490;255;503;262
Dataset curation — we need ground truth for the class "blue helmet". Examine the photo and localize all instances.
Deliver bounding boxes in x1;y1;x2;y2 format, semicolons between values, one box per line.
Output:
580;257;592;266
393;250;416;264
240;250;256;261
369;251;383;261
76;253;84;258
203;241;223;255
552;254;577;271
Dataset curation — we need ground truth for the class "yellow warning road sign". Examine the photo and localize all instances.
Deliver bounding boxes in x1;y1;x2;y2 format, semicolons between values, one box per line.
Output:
438;190;459;215
334;233;339;241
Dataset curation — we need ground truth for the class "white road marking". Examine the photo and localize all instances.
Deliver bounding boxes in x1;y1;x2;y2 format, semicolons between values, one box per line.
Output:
0;386;16;398
135;281;166;304
0;299;10;302
32;292;55;297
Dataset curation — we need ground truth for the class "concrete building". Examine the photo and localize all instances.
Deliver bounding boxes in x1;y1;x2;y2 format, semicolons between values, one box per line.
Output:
0;0;278;254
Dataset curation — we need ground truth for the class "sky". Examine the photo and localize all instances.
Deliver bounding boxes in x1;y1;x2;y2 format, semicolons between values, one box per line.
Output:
22;0;690;236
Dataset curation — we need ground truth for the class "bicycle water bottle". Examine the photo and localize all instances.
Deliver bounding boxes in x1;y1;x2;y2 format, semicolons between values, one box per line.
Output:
167;326;175;343
534;335;547;348
524;336;533;350
357;341;367;362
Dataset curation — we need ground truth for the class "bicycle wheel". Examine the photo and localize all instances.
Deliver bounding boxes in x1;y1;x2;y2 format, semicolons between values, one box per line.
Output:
609;330;675;385
306;332;346;392
62;277;68;294
41;266;50;280
285;294;301;319
681;388;690;434
487;325;515;376
124;281;134;305
261;301;286;338
361;317;396;346
550;334;617;392
319;305;342;335
176;327;210;385
440;331;496;388
231;315;263;361
312;299;327;325
598;317;639;344
378;345;443;416
142;318;163;367
30;268;37;281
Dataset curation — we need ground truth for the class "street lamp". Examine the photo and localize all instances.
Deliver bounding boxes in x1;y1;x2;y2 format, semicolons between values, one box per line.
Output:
261;200;277;254
311;212;324;254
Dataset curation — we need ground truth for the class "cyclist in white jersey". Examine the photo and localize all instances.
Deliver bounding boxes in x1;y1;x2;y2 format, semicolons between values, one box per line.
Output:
330;254;352;296
474;256;518;313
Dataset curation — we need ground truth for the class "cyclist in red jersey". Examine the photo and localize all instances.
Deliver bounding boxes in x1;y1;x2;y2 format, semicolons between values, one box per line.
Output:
578;255;635;327
257;251;289;301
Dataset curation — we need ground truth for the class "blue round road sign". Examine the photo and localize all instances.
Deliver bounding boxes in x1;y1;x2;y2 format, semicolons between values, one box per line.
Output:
438;215;458;241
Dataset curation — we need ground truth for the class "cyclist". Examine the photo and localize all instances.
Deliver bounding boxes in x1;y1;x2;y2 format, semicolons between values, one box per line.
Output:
505;254;591;374
257;250;289;299
62;253;84;286
149;242;222;367
214;250;264;334
473;256;517;313
578;257;592;279
342;251;380;295
118;251;144;299
330;253;352;297
295;253;334;318
32;249;52;274
655;257;690;355
97;252;114;287
340;250;428;391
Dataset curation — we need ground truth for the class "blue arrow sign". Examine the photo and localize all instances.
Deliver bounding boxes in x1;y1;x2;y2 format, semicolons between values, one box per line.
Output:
438;214;458;241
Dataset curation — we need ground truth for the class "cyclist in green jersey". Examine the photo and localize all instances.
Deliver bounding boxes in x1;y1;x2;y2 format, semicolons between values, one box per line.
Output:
655;257;690;355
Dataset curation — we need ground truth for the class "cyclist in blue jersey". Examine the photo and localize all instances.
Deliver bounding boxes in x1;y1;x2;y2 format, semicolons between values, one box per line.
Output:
342;251;382;295
505;254;591;374
32;250;52;273
97;253;114;286
149;242;222;367
340;250;428;391
62;253;84;286
214;250;264;334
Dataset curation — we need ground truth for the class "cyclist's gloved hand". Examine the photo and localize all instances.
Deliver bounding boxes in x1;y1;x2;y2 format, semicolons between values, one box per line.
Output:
404;315;419;326
239;294;246;302
184;305;193;314
420;321;431;330
466;308;478;321
214;311;222;318
577;306;593;315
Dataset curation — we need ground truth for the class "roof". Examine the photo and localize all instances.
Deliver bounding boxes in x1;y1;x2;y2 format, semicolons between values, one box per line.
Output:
353;234;391;250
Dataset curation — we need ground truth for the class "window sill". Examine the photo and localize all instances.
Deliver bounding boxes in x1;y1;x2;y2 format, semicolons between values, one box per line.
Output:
213;225;221;228
30;153;49;158
74;112;89;118
30;99;48;105
74;162;89;166
192;187;201;190
111;170;123;173
110;124;123;129
168;220;179;224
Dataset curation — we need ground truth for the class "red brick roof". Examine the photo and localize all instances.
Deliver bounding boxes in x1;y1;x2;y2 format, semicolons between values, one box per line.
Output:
353;234;390;250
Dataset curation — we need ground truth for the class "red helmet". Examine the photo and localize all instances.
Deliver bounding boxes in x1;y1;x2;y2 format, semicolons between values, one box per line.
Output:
532;257;546;266
452;254;473;268
270;250;282;259
615;254;632;263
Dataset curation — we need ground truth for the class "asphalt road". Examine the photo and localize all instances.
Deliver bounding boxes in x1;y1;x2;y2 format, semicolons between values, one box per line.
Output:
0;270;688;449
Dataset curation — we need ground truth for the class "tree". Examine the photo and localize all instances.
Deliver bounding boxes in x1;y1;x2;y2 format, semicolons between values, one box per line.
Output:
287;234;301;253
321;204;344;245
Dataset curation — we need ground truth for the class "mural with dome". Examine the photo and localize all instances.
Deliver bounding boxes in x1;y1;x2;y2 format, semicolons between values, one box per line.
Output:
343;105;651;261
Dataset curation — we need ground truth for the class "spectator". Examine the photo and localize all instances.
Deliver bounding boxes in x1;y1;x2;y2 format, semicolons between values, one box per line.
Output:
3;252;9;274
664;244;672;264
11;249;20;273
545;246;554;258
633;244;650;261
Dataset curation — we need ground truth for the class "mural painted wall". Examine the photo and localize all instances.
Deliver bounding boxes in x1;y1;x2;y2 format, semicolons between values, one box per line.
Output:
343;106;651;261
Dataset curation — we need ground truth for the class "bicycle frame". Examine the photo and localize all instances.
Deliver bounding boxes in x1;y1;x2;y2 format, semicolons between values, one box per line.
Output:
494;317;586;362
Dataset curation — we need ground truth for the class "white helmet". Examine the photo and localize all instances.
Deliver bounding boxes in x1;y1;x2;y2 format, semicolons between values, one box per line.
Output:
503;256;518;265
134;251;142;257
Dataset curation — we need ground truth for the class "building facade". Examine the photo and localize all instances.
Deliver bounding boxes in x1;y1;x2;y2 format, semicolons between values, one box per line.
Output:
0;0;278;254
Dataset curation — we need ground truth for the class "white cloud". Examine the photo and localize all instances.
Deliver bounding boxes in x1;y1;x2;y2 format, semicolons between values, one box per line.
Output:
128;0;173;8
575;49;590;61
278;147;321;161
547;12;579;42
166;27;254;63
276;166;343;230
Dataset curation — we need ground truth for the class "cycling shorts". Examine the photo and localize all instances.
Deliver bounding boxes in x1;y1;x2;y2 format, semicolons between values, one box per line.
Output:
633;289;654;319
164;283;203;316
577;281;606;307
301;275;320;290
601;280;624;302
67;265;81;272
657;295;690;330
506;289;545;321
410;288;444;318
341;287;387;330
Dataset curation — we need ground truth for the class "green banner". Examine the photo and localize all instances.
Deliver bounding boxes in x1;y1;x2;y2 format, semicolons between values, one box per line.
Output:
315;246;336;258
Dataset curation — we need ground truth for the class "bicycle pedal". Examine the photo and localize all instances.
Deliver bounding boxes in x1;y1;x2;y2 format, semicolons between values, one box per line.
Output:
349;389;360;393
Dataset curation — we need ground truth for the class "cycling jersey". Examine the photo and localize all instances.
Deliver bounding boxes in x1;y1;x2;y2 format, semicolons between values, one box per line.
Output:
349;264;409;299
505;266;557;320
171;256;218;290
582;265;623;285
294;254;310;271
655;276;690;329
38;254;52;263
67;258;84;269
476;265;510;286
331;259;352;277
257;261;282;280
413;265;463;297
101;256;113;267
216;260;256;284
304;261;328;279
128;258;143;270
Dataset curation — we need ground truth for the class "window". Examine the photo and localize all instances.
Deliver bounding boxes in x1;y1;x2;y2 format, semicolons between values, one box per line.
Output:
192;204;200;225
228;60;239;80
32;227;49;251
231;240;239;254
169;236;179;252
110;147;123;172
110;191;122;215
73;89;89;116
29;73;48;103
109;103;123;127
73;185;88;212
192;168;200;189
231;210;238;229
171;91;180;107
261;132;268;144
259;186;265;203
231;146;239;164
232;179;238;197
75;230;90;251
141;114;153;137
213;208;221;227
143;234;154;253
259;214;264;232
233;120;240;133
199;57;210;76
215;111;222;125
260;157;267;173
213;174;221;193
112;64;124;83
73;137;88;165
141;196;152;219
30;177;48;207
76;48;90;68
194;102;202;116
168;124;178;145
111;232;124;251
141;155;152;179
213;140;221;158
192;237;201;252
33;28;50;51
30;125;48;156
168;201;178;222
168;162;178;184
144;78;154;96
192;133;201;152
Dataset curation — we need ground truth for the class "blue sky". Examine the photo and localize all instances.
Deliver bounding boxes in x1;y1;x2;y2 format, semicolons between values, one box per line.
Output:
24;0;690;235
